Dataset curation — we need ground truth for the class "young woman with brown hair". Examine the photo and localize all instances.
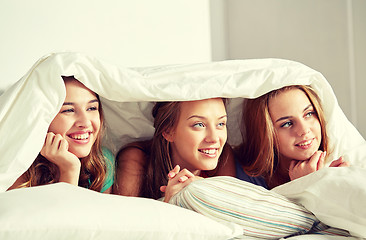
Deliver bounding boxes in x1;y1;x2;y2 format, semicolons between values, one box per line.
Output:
8;76;114;193
114;98;266;200
114;99;232;199
235;85;349;189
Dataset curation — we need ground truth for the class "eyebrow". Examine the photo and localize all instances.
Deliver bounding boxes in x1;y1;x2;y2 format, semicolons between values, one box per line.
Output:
63;99;99;106
275;104;312;123
187;115;227;120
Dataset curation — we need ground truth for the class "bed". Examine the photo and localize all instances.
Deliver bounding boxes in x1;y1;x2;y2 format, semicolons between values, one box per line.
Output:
0;52;365;239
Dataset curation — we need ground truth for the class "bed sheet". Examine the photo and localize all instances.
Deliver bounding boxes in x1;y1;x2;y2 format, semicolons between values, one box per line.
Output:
0;52;365;239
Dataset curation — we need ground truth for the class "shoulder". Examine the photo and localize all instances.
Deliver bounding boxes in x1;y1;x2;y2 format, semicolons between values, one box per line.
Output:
117;145;149;165
102;147;114;161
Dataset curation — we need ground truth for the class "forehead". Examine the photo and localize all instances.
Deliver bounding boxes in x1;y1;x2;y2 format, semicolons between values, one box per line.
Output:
269;88;311;116
179;98;226;118
64;80;97;101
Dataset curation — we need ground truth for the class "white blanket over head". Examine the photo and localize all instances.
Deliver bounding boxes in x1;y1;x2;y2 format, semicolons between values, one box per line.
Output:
0;52;365;237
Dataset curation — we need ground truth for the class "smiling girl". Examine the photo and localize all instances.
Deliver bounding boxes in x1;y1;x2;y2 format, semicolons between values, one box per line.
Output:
8;76;114;193
115;99;233;199
114;98;266;199
235;85;349;189
153;99;229;201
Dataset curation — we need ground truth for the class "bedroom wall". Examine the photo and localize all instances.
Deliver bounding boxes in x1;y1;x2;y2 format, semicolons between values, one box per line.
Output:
1;1;365;139
0;0;212;91
210;0;366;138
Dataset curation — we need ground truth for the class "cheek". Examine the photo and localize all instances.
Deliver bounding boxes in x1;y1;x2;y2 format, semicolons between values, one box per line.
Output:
47;117;68;135
315;121;322;138
220;130;227;143
276;131;290;149
179;130;199;144
92;115;101;133
314;125;322;149
185;133;200;148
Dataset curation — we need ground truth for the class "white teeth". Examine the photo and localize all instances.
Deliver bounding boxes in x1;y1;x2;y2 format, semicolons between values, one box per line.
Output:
200;149;216;154
298;140;312;146
70;133;89;140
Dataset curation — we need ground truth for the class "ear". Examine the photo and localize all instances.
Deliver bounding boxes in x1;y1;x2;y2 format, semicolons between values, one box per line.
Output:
162;130;175;142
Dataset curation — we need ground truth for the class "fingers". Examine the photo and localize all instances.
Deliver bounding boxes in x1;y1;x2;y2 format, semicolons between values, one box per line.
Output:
161;167;196;193
340;161;350;167
177;169;195;182
168;165;180;179
289;151;324;180
41;133;65;157
163;175;196;203
161;168;197;202
167;165;194;182
337;161;351;167
329;156;350;167
329;157;342;167
309;150;322;170
40;132;80;170
160;185;167;193
289;160;297;172
289;160;302;180
167;168;195;185
317;151;326;170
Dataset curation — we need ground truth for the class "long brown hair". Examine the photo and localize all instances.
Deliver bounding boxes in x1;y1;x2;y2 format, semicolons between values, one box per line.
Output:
17;76;107;192
141;99;231;199
236;85;328;179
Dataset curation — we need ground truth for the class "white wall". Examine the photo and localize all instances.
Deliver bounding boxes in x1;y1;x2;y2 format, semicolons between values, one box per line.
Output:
353;0;366;139
210;0;365;138
0;0;211;91
1;0;365;138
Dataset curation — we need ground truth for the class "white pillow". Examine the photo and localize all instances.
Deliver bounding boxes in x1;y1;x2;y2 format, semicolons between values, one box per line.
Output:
273;166;366;238
170;176;319;239
0;183;241;240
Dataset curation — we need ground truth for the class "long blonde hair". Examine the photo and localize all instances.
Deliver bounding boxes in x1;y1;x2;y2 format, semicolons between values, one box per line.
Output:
236;85;328;179
17;76;107;192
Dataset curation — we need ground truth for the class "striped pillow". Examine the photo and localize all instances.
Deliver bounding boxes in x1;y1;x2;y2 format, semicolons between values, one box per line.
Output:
169;176;318;239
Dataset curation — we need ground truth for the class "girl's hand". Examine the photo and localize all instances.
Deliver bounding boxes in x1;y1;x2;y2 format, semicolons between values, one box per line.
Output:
289;153;350;181
289;151;326;180
329;156;350;167
40;132;81;185
160;165;201;203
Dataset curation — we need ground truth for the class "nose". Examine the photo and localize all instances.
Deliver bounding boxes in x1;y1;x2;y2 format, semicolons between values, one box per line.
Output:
75;111;91;128
296;120;310;137
205;128;220;143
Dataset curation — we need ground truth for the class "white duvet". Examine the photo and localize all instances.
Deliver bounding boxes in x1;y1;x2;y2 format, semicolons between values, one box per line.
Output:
0;52;365;239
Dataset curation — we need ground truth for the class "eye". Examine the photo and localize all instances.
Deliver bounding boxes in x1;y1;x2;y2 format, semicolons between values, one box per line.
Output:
305;111;316;118
61;108;74;113
217;121;226;129
280;121;292;128
87;106;98;111
193;122;205;128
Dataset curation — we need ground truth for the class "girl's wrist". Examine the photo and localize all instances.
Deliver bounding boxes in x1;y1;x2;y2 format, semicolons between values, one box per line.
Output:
58;161;81;185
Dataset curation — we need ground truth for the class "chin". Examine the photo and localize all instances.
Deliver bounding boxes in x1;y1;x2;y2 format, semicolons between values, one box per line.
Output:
70;149;91;159
203;162;219;171
298;154;316;161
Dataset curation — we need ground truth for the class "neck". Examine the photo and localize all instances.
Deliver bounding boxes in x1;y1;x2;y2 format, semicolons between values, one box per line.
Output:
172;158;201;176
277;155;291;177
267;155;291;189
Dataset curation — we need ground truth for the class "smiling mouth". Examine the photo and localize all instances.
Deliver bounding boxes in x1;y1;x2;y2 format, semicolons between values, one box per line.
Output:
68;132;90;140
199;149;217;154
296;139;313;148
